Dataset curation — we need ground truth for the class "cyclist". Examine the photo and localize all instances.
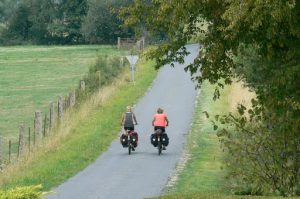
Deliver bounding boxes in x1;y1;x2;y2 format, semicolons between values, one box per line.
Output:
121;106;138;131
120;106;138;149
152;107;169;149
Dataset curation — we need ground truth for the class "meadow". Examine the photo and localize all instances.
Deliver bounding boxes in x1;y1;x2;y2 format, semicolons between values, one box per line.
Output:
0;45;125;140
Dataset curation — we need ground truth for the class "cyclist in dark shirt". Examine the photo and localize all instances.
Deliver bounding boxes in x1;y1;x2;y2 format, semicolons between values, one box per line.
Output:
121;106;138;131
120;106;138;150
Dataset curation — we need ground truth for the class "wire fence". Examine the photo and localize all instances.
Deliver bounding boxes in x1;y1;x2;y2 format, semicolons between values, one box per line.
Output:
0;54;130;170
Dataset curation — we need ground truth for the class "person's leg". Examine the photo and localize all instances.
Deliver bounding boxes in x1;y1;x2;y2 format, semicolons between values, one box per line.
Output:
124;126;133;135
157;126;165;133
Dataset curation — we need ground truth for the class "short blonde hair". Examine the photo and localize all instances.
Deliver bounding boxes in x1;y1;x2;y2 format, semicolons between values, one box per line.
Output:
157;108;163;114
126;106;131;111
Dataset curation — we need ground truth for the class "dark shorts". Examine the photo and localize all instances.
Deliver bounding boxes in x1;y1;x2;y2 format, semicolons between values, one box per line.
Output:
124;126;134;131
154;126;165;133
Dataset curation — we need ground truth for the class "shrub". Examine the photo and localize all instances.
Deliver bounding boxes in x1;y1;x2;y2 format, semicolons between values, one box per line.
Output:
0;185;44;199
76;55;127;103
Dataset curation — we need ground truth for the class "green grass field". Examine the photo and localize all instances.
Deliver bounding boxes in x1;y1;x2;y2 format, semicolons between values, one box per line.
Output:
0;45;126;140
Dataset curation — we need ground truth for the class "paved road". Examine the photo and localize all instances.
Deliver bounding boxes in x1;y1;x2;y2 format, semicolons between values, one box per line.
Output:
47;44;199;199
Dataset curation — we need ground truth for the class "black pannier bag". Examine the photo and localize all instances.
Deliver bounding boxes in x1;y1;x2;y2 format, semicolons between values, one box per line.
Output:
150;133;158;147
131;132;138;147
161;133;169;146
120;134;128;147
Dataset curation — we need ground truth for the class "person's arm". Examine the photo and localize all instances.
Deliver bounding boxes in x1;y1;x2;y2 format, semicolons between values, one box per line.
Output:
152;116;155;126
165;115;169;126
133;113;138;125
120;114;124;126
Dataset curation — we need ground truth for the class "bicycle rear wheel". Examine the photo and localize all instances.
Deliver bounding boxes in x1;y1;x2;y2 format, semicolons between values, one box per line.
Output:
158;141;162;155
128;144;132;155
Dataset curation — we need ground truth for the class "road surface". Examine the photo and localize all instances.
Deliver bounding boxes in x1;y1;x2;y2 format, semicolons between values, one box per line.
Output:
47;44;199;199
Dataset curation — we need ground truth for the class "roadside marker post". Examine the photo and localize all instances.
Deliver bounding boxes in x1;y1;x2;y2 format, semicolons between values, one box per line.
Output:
125;55;139;82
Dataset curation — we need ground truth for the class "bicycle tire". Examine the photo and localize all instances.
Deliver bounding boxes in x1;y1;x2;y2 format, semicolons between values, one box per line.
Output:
158;141;162;155
128;144;131;155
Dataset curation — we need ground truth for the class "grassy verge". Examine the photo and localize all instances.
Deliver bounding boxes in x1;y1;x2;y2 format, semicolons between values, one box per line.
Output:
158;81;296;199
165;81;229;195
0;58;157;190
0;45;126;139
150;194;292;199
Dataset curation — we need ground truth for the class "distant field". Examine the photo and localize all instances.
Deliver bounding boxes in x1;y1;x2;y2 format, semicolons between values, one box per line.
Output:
0;45;125;140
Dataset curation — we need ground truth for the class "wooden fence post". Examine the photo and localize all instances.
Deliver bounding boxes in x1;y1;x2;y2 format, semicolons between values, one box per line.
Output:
120;57;124;67
80;80;85;91
8;140;11;163
136;40;141;51
28;127;31;153
96;71;101;88
18;124;25;158
34;111;42;142
33;119;36;145
63;96;66;110
69;90;76;107
141;36;145;51
117;37;121;49
49;102;55;129
0;136;2;165
43;113;47;137
58;96;64;123
65;96;68;110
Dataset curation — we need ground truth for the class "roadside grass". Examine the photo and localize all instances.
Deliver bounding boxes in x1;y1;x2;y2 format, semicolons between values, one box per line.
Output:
157;81;294;199
165;81;229;195
0;45;126;140
150;194;293;199
0;58;157;191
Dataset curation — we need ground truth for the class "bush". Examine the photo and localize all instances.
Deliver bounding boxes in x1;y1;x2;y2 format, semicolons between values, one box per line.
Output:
0;185;44;199
76;55;127;103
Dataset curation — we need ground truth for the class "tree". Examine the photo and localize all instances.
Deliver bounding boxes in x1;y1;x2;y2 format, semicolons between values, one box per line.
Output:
2;0;88;44
122;0;300;196
53;0;88;44
6;3;31;42
26;0;55;44
81;0;134;44
0;0;19;23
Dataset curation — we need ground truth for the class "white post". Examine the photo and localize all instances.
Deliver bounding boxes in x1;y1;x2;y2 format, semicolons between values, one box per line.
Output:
131;64;135;82
126;55;139;83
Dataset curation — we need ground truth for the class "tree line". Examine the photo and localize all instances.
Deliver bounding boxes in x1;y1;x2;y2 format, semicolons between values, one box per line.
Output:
0;0;134;45
122;0;300;196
